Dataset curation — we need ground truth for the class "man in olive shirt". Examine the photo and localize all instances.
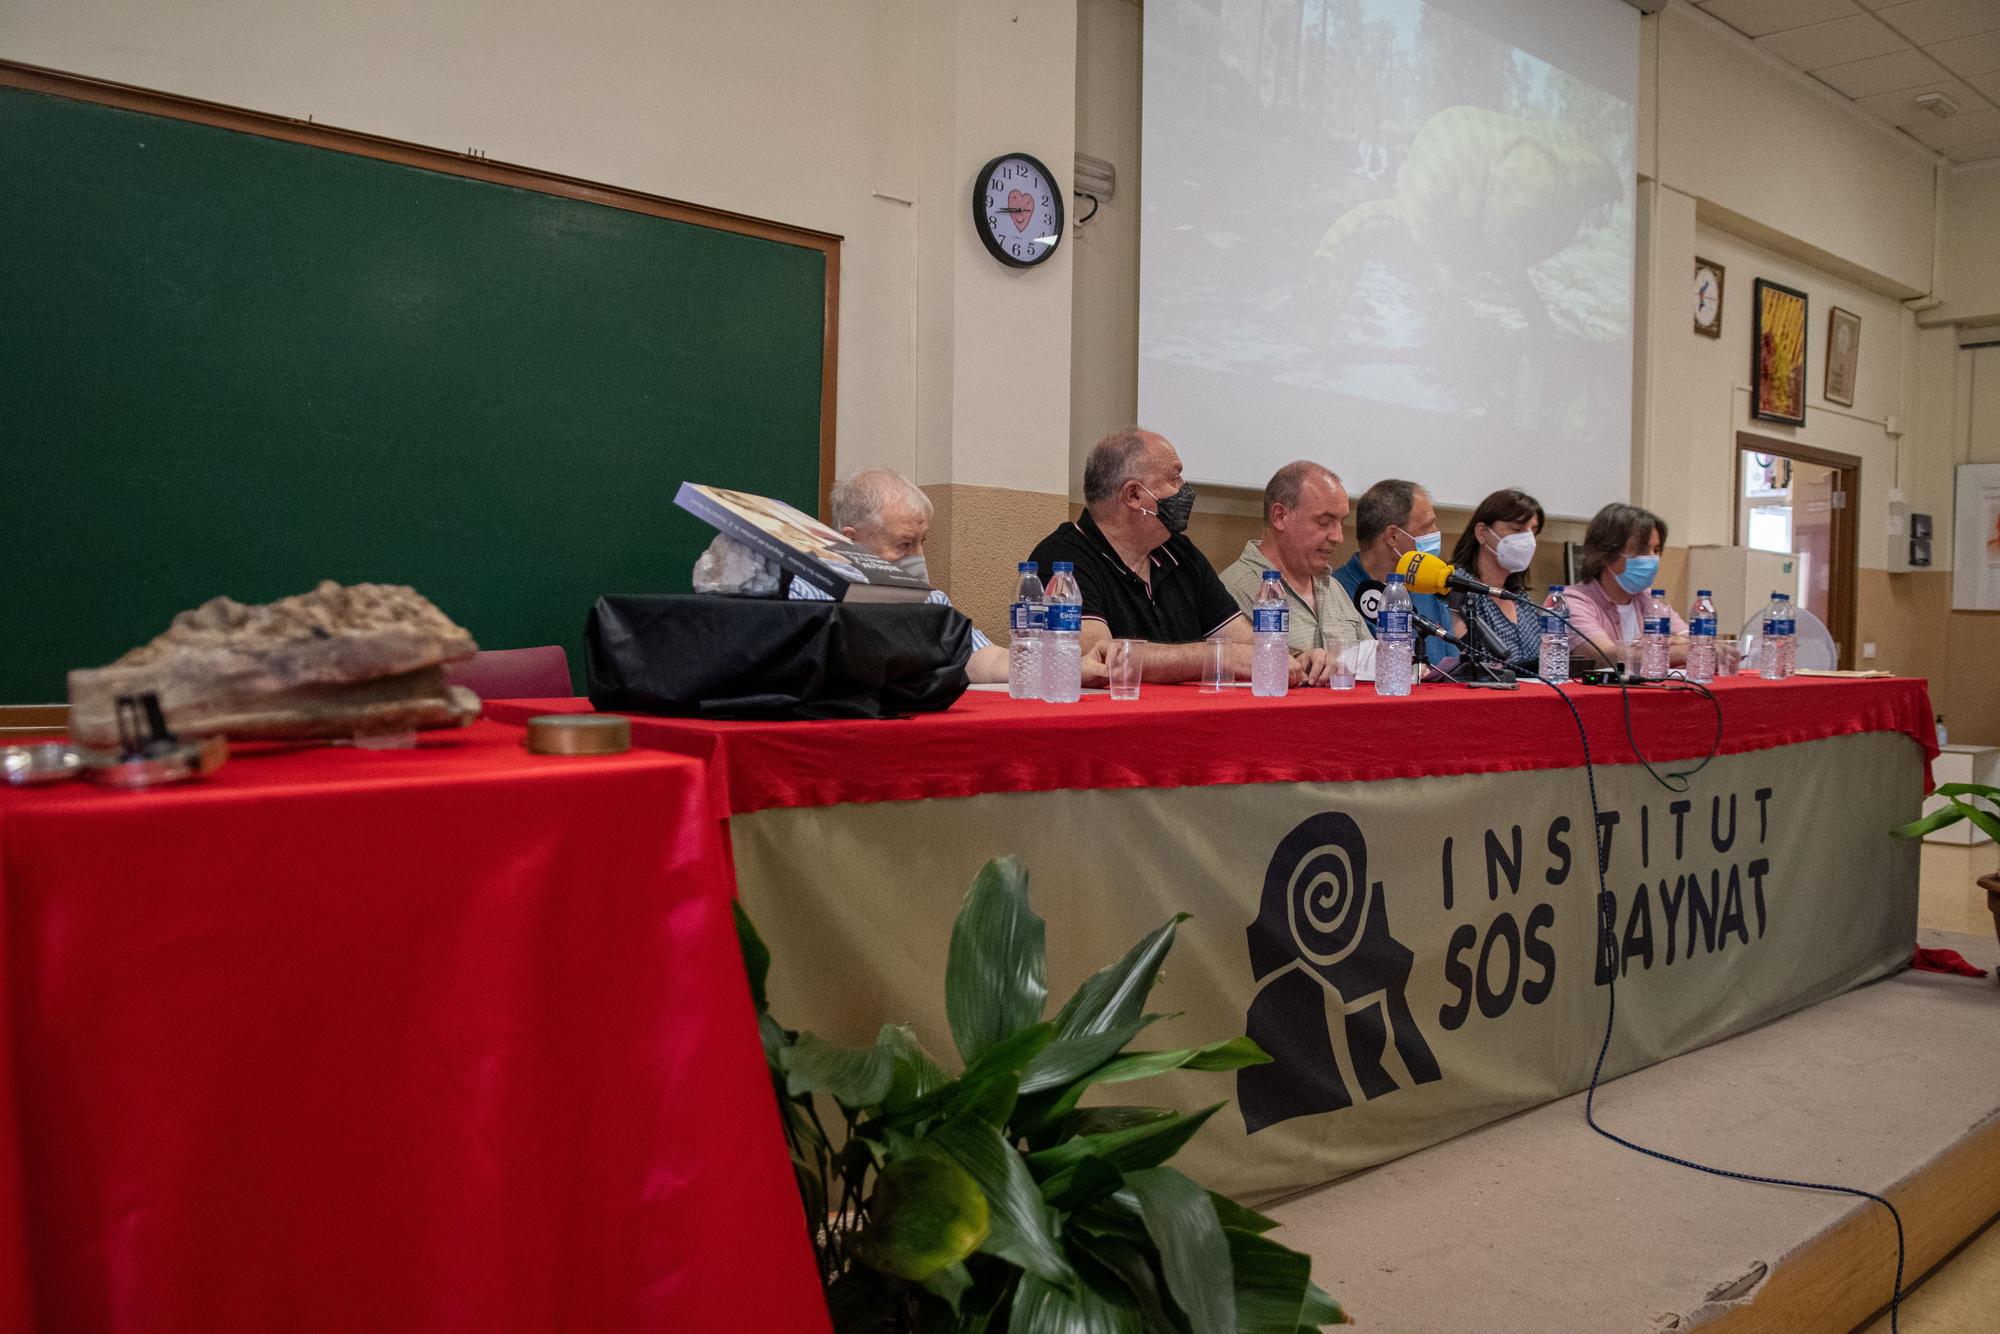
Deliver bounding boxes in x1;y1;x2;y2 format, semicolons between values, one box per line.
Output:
1221;461;1374;676
1029;428;1324;685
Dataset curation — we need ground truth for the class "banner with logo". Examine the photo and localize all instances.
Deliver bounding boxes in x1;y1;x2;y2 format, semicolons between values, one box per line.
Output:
732;731;1922;1200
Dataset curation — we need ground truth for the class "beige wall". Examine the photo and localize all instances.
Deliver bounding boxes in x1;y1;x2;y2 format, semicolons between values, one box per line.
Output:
1935;163;2000;327
1649;3;1936;298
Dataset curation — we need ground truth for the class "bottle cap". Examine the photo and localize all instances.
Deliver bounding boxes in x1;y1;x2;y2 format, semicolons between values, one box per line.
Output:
1697;589;1712;596
1262;569;1281;580
1018;561;1035;571
1387;572;1405;584
1053;561;1073;573
1651;588;1665;596
1548;584;1563;591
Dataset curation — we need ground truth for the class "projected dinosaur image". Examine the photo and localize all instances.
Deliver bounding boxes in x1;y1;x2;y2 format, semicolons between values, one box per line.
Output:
1137;0;1637;503
1310;107;1620;340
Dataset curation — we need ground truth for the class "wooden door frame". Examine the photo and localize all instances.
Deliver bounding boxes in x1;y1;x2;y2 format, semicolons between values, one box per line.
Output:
1733;432;1860;669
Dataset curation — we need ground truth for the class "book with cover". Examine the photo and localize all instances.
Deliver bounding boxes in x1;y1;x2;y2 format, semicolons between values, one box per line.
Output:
674;482;933;602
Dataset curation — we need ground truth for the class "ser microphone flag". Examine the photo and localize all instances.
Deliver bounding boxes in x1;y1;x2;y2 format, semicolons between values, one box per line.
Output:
1395;550;1506;599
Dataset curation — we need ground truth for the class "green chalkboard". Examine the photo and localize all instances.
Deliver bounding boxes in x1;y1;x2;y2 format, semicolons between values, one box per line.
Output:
0;75;833;701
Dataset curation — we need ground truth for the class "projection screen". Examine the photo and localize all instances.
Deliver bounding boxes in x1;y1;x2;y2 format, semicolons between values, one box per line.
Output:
1139;0;1639;517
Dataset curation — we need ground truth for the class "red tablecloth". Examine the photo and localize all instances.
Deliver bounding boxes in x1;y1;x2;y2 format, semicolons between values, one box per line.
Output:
0;720;828;1334
484;676;1939;818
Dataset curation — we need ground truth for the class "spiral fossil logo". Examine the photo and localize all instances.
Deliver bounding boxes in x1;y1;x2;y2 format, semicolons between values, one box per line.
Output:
1239;812;1442;1132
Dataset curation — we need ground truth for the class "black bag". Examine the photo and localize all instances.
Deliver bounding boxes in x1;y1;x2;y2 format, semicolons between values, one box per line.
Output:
585;594;971;719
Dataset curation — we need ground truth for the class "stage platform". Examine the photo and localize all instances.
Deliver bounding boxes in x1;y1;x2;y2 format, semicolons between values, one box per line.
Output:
1264;928;2000;1333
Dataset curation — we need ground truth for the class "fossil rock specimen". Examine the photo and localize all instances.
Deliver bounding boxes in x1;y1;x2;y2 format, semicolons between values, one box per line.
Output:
69;581;481;745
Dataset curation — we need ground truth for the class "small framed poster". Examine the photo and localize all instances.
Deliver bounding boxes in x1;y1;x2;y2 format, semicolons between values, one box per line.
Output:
1824;306;1860;408
1751;278;1808;427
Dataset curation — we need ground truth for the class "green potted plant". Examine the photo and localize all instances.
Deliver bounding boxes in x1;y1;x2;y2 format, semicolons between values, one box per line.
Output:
737;855;1351;1333
1893;781;2000;951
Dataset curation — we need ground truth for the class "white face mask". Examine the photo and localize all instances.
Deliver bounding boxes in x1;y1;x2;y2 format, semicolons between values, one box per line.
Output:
1491;530;1537;574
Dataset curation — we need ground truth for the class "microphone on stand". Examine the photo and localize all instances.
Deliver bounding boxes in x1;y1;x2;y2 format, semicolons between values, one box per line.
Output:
1395;550;1509;599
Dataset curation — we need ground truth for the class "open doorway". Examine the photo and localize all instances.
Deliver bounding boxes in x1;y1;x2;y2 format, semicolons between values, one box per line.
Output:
1733;432;1859;668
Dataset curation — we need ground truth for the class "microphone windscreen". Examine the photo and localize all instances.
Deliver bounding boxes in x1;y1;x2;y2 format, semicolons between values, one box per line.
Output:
1395;550;1453;596
1352;578;1386;625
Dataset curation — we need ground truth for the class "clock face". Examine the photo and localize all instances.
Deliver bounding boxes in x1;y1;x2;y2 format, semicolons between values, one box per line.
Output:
1693;258;1724;337
973;153;1064;268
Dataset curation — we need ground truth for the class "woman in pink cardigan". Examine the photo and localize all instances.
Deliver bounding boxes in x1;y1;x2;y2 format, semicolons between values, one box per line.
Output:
1560;503;1687;672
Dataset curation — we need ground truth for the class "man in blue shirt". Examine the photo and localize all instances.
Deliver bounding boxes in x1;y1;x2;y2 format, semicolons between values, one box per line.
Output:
1332;479;1457;669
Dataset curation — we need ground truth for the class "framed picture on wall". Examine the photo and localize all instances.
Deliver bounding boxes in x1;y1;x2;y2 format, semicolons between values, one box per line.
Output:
1825;306;1860;408
1751;278;1808;427
1952;462;2000;611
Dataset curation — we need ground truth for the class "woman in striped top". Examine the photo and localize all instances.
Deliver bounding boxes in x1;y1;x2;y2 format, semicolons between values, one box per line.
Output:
1446;488;1546;671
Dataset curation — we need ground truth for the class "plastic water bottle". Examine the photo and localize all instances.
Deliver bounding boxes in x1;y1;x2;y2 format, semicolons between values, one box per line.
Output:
1373;573;1415;697
1686;589;1717;685
1538;585;1571;683
1041;561;1083;703
1007;562;1045;700
1251;570;1290;698
1759;592;1795;681
1639;588;1671;680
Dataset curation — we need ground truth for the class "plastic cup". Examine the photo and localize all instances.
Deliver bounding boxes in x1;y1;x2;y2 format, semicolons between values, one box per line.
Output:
1109;639;1143;700
1199;637;1232;692
1327;640;1357;690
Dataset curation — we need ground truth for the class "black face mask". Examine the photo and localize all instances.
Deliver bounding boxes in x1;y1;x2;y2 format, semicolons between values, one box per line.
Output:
1143;482;1197;535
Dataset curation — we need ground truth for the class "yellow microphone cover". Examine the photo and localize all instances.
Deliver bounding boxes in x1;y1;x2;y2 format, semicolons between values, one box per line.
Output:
1396;550;1453;596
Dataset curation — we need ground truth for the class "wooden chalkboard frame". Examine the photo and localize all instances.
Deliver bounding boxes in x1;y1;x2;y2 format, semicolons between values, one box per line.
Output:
0;59;840;517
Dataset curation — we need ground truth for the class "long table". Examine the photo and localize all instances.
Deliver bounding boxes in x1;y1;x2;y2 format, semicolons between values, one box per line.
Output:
490;677;1938;1199
0;720;828;1334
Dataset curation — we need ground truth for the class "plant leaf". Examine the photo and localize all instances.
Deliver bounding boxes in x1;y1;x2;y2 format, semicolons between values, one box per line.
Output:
1123;1167;1237;1334
947;856;1050;1064
1008;1270;1143;1334
928;1117;1075;1289
1037;1150;1128;1213
783;1029;897;1105
853;1154;990;1281
921;1261;975;1315
1068;1227;1191;1334
1052;915;1189;1040
1027;1104;1223;1179
879;1023;950;1111
1019;1039;1268;1138
1298;1279;1349;1328
732;899;773;1013
1069;1106;1178;1138
1933;783;2000;800
1207;1193;1280;1236
1018;1014;1162;1095
887;1023;1057;1133
1221;1227;1313;1334
1892;806;1964;838
1960;805;2000;842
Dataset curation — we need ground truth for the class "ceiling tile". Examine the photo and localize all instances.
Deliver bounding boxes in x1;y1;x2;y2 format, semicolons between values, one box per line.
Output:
1972;69;2000;97
1873;0;2000;46
1939;136;2000;160
1701;0;1865;39
1757;13;1910;66
1812;45;1951;92
1899;104;2000;143
1853;76;1986;123
1925;29;2000;76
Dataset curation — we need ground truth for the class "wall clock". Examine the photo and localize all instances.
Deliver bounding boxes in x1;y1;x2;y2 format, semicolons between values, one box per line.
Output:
972;153;1064;268
1693;256;1724;339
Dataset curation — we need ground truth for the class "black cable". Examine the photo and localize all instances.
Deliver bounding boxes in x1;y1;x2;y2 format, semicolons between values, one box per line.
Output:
1530;674;1906;1331
1074;191;1100;224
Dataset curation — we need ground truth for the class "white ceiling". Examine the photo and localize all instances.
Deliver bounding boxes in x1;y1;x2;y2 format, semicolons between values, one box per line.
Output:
1694;0;2000;164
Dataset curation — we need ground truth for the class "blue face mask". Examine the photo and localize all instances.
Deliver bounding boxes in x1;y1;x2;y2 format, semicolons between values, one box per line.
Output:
1615;554;1659;594
1413;531;1442;557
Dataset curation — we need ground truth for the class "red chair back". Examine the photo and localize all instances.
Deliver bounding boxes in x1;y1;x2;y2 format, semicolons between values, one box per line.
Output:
443;646;573;699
